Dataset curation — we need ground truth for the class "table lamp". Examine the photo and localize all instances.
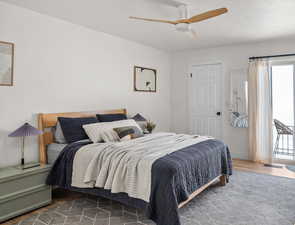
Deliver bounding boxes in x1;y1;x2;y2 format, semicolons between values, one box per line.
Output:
8;123;43;169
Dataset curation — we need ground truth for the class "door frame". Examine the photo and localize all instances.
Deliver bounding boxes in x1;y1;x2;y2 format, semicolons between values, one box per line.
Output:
271;60;295;164
188;62;224;140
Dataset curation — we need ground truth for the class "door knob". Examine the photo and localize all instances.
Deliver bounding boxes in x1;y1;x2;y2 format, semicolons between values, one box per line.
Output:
216;112;221;116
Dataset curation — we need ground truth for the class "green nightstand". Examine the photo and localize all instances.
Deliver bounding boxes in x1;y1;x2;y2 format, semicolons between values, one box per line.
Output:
0;164;52;222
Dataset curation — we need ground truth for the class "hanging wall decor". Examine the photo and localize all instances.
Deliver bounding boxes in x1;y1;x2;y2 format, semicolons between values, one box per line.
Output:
0;41;14;86
134;66;157;92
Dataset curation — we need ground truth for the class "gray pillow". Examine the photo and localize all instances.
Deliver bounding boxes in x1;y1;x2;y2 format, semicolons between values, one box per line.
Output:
132;113;147;121
53;121;67;144
132;113;147;131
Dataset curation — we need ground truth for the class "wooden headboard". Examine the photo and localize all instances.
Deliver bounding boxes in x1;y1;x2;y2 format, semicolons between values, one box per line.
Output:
38;108;127;164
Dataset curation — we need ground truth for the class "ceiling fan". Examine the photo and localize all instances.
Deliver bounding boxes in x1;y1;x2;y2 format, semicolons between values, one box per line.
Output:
129;3;228;39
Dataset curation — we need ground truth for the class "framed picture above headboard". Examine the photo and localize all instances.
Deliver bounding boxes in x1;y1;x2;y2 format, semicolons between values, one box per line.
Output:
0;41;14;86
134;66;157;92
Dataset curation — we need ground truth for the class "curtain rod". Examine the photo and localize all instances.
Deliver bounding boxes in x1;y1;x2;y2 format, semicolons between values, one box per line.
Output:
249;53;295;60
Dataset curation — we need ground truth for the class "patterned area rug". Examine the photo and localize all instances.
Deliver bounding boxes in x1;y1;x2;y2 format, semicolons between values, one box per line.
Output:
12;171;295;225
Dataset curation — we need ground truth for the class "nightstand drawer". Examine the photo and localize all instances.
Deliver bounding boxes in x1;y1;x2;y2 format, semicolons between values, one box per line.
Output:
0;169;50;197
0;185;51;222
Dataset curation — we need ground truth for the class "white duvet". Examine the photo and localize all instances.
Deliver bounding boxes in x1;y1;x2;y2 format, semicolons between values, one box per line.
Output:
71;132;212;202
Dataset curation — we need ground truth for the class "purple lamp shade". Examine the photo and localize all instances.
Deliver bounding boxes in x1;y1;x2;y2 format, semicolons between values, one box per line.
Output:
8;123;43;137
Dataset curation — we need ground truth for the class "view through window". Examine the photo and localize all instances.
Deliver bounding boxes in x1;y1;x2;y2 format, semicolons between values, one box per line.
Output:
272;64;295;160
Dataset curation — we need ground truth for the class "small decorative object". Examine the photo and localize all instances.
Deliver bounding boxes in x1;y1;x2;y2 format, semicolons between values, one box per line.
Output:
134;66;156;92
0;41;14;86
146;121;156;133
8;123;43;169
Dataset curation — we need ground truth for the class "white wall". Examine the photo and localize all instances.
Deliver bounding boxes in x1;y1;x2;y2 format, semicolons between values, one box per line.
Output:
0;2;171;167
171;38;295;160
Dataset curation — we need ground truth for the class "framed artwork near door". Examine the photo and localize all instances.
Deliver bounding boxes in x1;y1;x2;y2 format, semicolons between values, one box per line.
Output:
134;66;157;92
0;41;14;86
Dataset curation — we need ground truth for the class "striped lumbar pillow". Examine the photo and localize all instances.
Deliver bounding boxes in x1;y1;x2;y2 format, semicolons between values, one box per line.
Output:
113;126;143;140
83;119;142;143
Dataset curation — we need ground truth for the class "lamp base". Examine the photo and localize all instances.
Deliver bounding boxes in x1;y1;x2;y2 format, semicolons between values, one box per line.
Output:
16;162;41;170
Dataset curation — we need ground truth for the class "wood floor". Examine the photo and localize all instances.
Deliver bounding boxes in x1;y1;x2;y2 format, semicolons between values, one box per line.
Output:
2;159;295;225
233;159;295;179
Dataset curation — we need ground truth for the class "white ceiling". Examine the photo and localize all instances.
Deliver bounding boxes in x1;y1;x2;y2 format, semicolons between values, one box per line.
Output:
2;0;295;52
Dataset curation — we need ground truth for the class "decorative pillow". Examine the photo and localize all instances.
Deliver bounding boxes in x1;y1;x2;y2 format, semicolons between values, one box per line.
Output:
53;121;67;144
83;119;143;143
132;113;147;121
132;113;147;131
96;113;127;122
58;117;98;143
113;126;143;139
100;130;120;143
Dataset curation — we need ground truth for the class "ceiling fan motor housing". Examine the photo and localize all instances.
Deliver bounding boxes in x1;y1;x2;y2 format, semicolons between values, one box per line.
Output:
178;4;188;19
176;4;190;32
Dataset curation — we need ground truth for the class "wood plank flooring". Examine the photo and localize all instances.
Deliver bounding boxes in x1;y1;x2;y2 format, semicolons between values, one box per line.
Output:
2;159;295;225
233;159;295;179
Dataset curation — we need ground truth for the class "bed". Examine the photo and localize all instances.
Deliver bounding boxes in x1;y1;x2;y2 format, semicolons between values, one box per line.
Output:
38;109;232;225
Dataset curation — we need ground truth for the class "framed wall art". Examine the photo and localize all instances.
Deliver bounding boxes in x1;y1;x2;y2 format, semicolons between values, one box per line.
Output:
0;41;14;86
134;66;156;92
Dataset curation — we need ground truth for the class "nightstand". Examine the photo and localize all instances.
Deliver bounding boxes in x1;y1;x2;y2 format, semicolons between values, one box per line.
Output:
0;164;52;222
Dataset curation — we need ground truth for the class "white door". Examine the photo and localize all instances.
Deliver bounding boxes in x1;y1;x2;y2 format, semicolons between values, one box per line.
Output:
189;63;223;139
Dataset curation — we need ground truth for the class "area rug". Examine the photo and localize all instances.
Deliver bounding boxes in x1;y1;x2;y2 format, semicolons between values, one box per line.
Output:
286;165;295;173
12;171;295;225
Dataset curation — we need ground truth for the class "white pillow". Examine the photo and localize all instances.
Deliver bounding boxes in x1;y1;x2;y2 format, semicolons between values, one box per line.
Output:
83;119;142;143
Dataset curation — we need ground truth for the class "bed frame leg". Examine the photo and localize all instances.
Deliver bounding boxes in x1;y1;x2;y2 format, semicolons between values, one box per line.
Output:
219;175;227;186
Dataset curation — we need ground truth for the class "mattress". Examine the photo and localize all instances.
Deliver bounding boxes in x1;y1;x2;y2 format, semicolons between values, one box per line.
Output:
47;143;67;164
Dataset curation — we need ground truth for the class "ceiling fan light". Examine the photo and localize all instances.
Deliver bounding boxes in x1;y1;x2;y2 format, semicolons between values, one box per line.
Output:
175;23;189;32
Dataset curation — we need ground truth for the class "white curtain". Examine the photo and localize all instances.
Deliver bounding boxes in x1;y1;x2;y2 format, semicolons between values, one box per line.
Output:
248;59;273;163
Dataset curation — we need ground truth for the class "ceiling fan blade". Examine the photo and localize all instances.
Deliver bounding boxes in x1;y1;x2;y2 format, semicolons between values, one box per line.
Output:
177;8;228;24
129;16;177;25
